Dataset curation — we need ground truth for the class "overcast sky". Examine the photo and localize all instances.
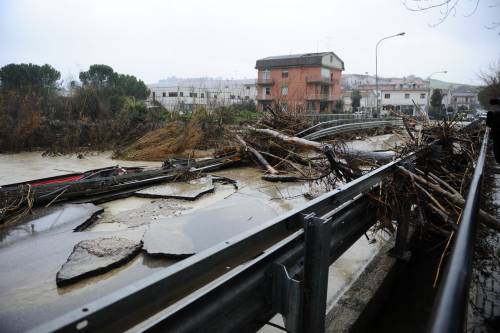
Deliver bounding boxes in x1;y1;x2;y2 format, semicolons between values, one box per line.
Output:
1;0;498;85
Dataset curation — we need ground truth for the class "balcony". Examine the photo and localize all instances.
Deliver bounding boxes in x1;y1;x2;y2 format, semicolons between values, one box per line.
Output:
306;76;337;85
257;78;275;85
256;94;273;101
305;94;335;101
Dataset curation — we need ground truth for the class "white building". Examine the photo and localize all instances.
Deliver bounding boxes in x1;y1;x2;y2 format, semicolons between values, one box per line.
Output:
359;81;429;116
148;78;257;111
341;90;377;113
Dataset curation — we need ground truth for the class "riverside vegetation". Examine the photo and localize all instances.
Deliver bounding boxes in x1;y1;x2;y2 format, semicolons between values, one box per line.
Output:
0;63;260;154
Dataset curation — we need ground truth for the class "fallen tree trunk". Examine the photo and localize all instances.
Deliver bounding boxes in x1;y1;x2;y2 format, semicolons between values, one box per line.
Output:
235;134;278;175
248;127;361;181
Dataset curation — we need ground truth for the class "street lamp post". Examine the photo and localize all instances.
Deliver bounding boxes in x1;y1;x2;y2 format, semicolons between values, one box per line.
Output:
426;70;448;116
375;32;406;117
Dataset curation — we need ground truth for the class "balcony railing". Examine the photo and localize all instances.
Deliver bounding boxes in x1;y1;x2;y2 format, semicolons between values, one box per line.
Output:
306;76;337;85
256;94;273;101
305;93;335;101
256;78;275;85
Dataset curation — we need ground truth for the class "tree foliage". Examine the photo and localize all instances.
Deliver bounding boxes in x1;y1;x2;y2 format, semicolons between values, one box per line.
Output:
335;99;344;112
0;63;158;152
0;63;60;93
351;90;362;109
79;64;149;99
430;88;443;107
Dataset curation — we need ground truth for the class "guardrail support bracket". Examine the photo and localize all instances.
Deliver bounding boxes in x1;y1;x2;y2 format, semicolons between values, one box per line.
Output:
270;263;303;333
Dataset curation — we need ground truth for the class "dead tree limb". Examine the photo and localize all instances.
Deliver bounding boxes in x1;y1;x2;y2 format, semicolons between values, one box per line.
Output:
235;134;278;175
398;166;500;231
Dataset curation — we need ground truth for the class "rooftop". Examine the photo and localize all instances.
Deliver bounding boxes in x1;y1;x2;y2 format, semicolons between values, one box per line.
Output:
255;52;344;70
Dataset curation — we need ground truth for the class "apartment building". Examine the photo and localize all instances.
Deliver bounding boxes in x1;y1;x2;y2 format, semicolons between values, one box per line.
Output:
358;82;429;116
255;52;345;113
148;78;257;111
443;85;479;111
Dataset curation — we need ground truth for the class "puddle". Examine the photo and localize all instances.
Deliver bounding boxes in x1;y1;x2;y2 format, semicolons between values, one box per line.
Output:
142;195;278;257
135;176;214;200
0;203;102;247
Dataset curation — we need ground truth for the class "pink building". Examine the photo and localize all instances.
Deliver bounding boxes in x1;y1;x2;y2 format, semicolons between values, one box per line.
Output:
255;52;344;113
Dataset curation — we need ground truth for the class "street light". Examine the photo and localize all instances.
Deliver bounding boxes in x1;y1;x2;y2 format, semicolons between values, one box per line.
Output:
426;70;448;115
375;32;405;117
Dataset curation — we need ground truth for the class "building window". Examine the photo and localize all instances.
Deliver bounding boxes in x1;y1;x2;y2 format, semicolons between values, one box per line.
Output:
420;93;426;99
230;95;235;99
213;94;217;99
308;101;315;111
245;96;249;100
281;85;288;96
262;70;271;80
404;93;410;99
189;92;198;98
168;92;178;97
282;70;288;78
152;91;155;98
330;55;333;62
384;93;390;99
162;92;166;97
201;93;205;98
246;86;250;90
179;92;184;97
265;87;271;95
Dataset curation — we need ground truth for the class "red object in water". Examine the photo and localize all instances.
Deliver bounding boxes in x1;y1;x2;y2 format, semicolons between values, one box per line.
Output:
30;175;84;187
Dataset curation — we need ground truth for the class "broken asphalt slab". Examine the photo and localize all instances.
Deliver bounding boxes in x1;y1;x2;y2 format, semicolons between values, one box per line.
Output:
142;195;277;258
134;176;214;200
56;237;142;287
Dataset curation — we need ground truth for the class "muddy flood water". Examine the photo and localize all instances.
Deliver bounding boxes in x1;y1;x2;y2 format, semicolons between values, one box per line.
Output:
0;143;395;332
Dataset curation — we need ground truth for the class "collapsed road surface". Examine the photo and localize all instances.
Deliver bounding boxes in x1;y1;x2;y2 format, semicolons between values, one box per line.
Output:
0;149;395;332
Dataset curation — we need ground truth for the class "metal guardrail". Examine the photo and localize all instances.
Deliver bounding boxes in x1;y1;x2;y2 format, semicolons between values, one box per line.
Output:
428;127;490;333
303;113;390;125
296;117;399;138
29;145;429;333
303;120;404;141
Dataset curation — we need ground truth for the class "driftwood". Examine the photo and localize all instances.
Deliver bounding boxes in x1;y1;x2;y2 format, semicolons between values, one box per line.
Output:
398;166;500;232
235;134;278;175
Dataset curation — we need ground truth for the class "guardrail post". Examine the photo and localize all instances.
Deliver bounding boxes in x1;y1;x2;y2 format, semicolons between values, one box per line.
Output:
392;174;412;260
302;213;331;333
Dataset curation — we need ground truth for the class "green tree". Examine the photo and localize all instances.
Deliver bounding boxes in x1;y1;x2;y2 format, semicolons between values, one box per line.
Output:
351;90;361;110
79;64;115;88
79;65;149;99
114;74;149;99
0;63;60;93
430;88;443;108
429;89;445;119
335;99;344;112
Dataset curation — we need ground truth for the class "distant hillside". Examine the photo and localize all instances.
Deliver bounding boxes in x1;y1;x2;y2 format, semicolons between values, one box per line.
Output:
429;78;478;90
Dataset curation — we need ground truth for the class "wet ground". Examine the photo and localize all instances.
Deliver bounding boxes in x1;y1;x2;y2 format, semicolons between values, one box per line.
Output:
0;140;399;332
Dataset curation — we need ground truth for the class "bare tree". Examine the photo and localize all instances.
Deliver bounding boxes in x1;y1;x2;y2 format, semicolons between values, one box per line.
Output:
402;0;500;31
